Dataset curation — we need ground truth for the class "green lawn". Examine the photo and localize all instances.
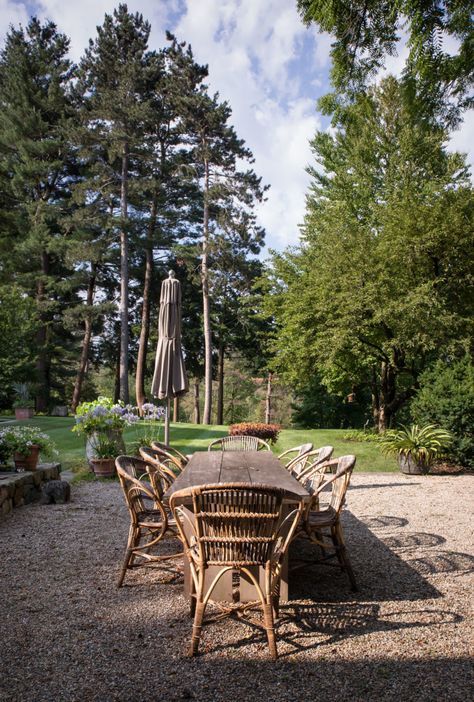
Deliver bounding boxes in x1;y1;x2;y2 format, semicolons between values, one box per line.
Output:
1;416;397;472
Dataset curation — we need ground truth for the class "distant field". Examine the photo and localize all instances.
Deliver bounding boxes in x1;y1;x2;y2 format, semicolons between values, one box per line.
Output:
1;416;397;473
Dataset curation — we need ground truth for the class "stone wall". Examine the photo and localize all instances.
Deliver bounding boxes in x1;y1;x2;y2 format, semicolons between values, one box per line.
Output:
0;463;61;520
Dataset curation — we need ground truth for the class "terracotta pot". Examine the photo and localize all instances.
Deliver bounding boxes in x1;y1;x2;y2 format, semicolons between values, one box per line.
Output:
90;457;116;478
398;454;430;475
14;444;40;471
15;408;34;420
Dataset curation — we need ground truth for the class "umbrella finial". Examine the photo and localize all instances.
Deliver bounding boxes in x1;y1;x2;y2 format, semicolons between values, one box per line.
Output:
168;269;176;279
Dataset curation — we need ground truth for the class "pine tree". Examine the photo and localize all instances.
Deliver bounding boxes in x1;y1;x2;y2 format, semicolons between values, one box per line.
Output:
184;90;267;423
77;3;152;403
0;18;78;411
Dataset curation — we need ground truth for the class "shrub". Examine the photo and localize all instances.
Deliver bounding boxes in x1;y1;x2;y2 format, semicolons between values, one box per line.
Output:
229;422;281;444
410;357;474;468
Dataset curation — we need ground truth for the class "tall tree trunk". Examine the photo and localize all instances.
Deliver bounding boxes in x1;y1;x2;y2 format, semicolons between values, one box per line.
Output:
371;366;380;430
378;360;396;432
202;157;213;424
119;141;130;403
114;346;121;404
265;371;273;424
35;250;51;413
71;264;97;412
173;397;179;422
216;341;225;425
135;192;158;414
193;378;201;424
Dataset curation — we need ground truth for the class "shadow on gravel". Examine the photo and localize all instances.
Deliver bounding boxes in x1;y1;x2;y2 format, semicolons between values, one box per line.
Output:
205;602;462;660
289;511;443;603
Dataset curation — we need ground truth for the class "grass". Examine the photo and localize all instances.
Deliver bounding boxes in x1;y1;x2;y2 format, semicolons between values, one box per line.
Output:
1;416;398;473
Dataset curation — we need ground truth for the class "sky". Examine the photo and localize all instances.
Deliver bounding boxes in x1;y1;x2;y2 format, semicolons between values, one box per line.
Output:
0;0;472;254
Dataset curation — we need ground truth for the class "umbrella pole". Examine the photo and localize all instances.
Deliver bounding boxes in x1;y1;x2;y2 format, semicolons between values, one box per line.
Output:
165;397;171;445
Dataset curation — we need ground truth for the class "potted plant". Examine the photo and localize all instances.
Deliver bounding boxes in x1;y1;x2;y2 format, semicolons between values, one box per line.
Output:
4;426;57;471
379;424;453;475
72;397;138;467
12;383;35;420
88;434;121;478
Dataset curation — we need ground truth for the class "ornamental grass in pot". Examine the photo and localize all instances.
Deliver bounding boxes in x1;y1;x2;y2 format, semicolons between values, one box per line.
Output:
379;424;453;475
88;434;120;478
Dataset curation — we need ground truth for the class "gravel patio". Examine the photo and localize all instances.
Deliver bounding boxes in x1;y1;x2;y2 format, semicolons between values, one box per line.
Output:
0;472;473;702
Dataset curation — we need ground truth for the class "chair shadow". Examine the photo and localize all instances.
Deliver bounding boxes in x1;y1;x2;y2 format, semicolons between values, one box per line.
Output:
290;511;443;603
203;600;462;658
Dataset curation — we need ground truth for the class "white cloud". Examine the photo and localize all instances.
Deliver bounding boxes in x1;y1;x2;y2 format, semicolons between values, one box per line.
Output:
0;0;29;38
173;1;326;250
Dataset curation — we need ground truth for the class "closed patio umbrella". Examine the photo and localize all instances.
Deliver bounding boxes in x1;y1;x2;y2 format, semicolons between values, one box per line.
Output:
151;270;188;444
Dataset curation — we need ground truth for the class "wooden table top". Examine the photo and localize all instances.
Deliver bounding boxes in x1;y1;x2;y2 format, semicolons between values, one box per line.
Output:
164;450;310;502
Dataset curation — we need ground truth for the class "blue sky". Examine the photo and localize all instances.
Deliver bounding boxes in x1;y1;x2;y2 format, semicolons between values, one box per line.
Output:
1;1;472;253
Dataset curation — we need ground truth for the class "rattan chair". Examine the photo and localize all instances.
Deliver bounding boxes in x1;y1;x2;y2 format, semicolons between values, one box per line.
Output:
170;483;303;659
139;446;179;486
297;455;357;591
278;443;313;474
151;440;189;468
292;446;334;482
116;455;181;587
208;435;271;452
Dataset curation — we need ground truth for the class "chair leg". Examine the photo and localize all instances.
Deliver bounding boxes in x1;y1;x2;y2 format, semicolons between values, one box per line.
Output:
333;522;358;592
263;601;277;660
190;602;205;656
190;574;206;656
118;525;140;588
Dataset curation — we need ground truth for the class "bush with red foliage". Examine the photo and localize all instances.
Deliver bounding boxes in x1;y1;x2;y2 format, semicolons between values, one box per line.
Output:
229;422;281;444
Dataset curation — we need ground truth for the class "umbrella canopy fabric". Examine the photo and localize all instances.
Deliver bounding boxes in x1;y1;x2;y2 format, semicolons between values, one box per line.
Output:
151;272;188;400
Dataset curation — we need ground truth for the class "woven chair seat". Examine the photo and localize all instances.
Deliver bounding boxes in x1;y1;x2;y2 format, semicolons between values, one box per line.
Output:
305;505;337;528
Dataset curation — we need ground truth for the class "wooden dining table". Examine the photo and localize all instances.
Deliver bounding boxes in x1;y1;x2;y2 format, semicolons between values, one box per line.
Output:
164;450;310;603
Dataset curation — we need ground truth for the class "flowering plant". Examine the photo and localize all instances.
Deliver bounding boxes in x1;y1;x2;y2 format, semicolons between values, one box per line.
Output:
2;426;57;458
73;397;139;437
129;403;166;454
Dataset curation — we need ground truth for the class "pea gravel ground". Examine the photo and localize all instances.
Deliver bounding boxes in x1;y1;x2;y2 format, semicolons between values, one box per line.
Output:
0;472;473;702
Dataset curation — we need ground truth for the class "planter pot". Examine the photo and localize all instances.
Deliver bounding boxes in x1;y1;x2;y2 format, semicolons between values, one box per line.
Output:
15;408;34;420
90;457;116;478
398;454;430;475
14;444;40;471
86;431;125;470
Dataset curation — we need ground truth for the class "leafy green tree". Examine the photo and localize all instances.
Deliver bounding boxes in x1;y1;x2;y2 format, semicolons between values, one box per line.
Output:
297;0;474;125
266;77;473;430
